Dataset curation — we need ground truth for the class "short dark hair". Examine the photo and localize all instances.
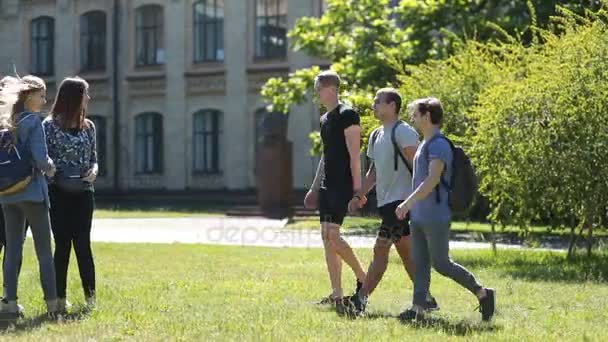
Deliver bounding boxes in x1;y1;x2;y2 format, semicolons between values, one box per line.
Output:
314;70;341;90
377;88;402;114
408;97;444;125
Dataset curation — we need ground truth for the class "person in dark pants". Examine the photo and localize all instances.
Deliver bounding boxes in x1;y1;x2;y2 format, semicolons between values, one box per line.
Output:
44;77;98;312
395;97;495;321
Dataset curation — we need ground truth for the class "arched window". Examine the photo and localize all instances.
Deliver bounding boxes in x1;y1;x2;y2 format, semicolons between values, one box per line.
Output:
135;5;164;66
193;109;222;173
135;112;163;173
81;11;107;71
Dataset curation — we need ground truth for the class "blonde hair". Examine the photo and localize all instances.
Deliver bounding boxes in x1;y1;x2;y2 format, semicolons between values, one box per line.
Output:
0;76;21;129
0;75;46;129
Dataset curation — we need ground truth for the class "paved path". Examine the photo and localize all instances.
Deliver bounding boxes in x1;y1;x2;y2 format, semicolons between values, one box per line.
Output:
80;217;563;251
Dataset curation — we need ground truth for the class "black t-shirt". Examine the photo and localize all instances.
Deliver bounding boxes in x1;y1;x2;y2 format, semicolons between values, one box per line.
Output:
320;103;360;191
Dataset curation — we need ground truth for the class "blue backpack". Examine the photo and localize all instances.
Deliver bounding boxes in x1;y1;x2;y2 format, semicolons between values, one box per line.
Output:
0;113;35;195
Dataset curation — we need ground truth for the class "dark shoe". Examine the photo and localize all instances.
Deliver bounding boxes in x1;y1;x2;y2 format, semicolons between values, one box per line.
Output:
317;295;339;305
478;288;496;321
335;297;349;316
342;294;366;317
424;295;440;311
399;308;424;322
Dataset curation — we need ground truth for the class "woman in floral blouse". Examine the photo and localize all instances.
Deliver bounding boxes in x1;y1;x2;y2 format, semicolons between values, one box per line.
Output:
43;77;98;312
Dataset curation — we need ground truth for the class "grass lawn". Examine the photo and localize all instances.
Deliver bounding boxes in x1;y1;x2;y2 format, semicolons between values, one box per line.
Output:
2;241;607;340
287;216;608;239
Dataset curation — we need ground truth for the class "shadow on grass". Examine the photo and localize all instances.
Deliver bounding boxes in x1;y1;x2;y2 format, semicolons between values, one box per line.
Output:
402;316;500;336
454;251;608;283
0;306;91;333
338;309;499;336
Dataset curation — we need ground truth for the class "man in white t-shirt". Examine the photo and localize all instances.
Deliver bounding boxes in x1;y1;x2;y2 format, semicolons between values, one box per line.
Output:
345;88;438;316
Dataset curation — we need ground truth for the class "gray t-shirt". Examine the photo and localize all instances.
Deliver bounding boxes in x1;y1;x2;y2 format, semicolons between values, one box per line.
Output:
410;130;453;224
367;122;419;207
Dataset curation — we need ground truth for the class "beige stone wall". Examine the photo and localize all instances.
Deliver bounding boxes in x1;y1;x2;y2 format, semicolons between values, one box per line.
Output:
0;0;323;191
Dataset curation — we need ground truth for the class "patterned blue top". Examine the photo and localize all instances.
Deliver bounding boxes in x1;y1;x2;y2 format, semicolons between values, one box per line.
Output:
42;117;97;191
0;112;54;207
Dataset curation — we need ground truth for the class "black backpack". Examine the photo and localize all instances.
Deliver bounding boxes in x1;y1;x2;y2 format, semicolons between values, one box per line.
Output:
425;135;478;215
370;121;413;175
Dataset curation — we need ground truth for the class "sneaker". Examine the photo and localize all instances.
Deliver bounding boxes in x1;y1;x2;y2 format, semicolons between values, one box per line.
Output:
399;307;425;322
85;295;97;309
478;288;496;321
425;295;440;311
0;298;24;318
342;293;367;317
317;295;340;305
57;298;72;313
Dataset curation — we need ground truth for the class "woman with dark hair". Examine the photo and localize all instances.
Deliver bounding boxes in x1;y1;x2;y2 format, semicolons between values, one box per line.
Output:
0;75;59;317
43;77;98;312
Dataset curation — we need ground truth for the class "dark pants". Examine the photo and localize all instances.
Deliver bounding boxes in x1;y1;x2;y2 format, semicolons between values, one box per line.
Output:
49;187;96;299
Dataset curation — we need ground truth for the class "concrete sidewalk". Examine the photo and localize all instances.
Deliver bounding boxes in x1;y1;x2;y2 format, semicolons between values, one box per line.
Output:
73;217;562;251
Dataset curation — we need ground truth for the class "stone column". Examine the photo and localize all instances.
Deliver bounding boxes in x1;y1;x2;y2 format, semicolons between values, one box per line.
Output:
287;0;317;189
223;1;249;189
163;0;187;190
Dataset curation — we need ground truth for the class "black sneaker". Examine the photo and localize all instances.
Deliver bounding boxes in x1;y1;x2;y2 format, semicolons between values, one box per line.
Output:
399;308;424;322
425;295;440;311
478;288;496;321
317;295;339;305
342;294;366;317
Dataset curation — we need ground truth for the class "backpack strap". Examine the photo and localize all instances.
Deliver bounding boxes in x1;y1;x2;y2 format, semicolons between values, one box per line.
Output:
369;127;381;166
391;121;413;176
424;134;451;204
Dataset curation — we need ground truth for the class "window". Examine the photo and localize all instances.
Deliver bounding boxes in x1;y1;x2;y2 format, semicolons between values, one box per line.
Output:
255;0;287;59
135;5;164;66
193;110;222;173
135;113;163;174
89;115;107;176
193;0;224;62
31;17;54;76
81;11;107;71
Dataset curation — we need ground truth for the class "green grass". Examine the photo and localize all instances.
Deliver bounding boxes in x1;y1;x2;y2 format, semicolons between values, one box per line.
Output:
2;241;607;340
287;216;608;238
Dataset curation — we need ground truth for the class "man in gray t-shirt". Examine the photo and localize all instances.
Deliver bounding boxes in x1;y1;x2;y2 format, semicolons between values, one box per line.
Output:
344;88;437;316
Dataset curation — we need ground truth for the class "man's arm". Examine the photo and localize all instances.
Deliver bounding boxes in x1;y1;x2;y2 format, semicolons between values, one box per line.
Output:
403;159;444;209
345;125;362;193
310;156;325;191
356;165;376;199
402;146;417;166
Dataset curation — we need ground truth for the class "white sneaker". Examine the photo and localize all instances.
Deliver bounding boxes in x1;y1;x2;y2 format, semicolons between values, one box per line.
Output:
57;298;72;313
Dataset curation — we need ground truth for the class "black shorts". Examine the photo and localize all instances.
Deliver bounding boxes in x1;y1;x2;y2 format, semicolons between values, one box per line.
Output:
319;188;352;225
377;201;410;242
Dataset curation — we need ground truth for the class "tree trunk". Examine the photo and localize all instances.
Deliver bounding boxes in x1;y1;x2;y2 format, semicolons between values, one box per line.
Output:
491;221;497;255
586;223;593;258
567;224;577;260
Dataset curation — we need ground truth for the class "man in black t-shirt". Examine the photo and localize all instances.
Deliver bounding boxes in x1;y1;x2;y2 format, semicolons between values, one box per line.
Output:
304;70;366;306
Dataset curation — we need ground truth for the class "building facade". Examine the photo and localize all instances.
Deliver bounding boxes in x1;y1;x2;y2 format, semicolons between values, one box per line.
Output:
0;0;327;191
